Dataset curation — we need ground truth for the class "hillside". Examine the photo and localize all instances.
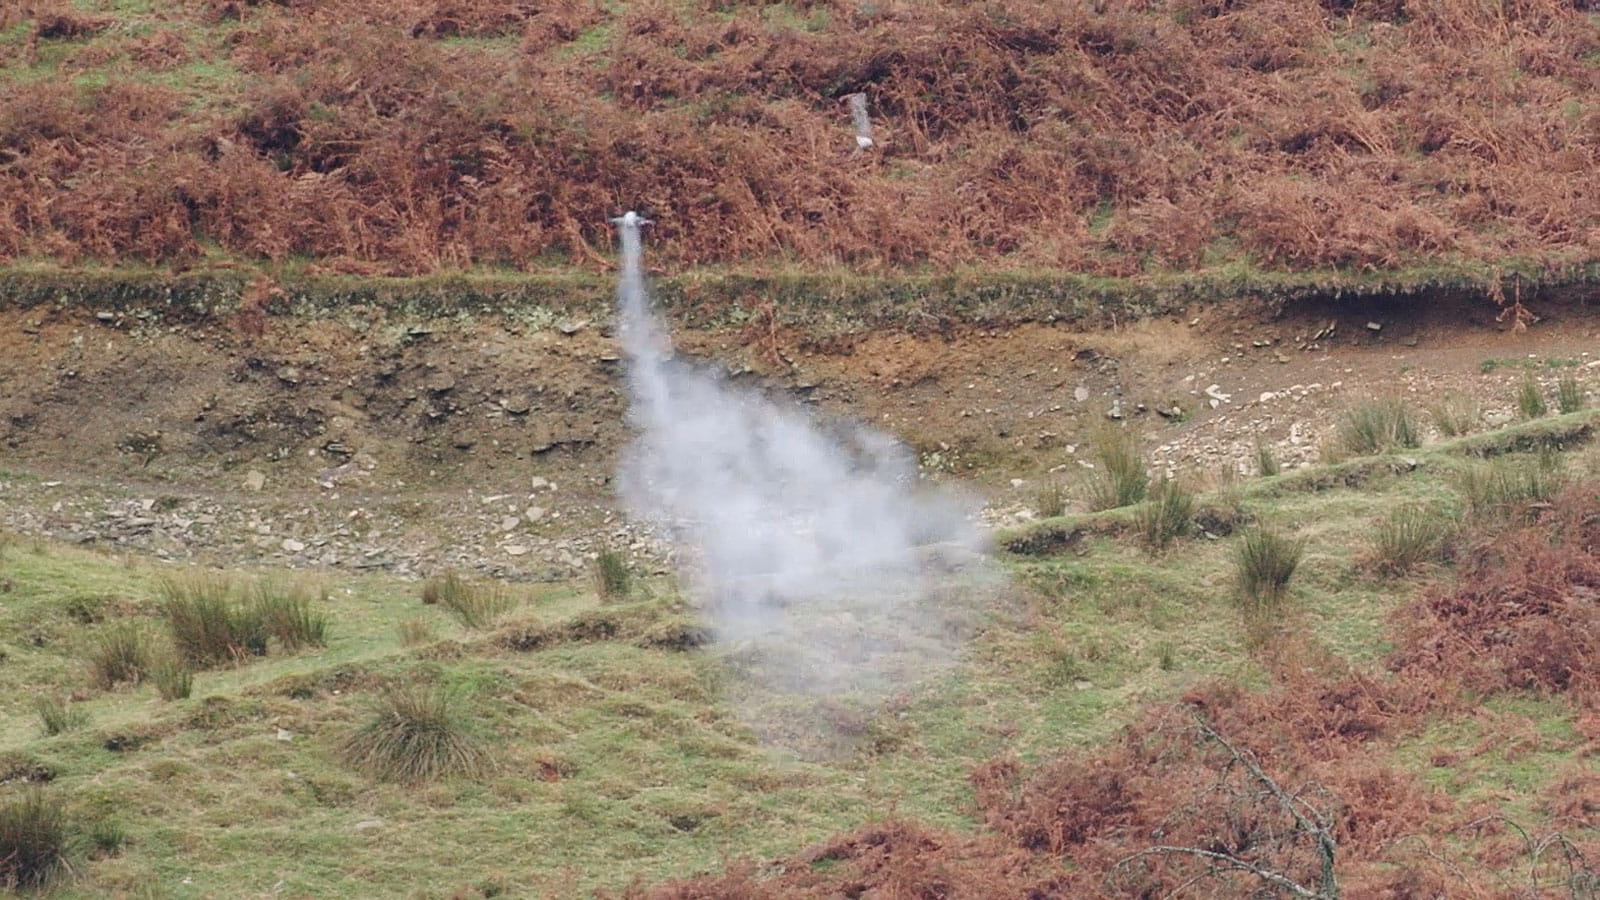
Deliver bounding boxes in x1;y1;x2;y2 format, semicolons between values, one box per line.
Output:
1;0;1597;278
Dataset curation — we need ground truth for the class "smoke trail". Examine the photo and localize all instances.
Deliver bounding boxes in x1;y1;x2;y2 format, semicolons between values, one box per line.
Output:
613;214;995;755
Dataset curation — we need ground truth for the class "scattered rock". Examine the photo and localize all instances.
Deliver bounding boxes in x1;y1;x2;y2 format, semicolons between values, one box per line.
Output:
1073;386;1090;402
504;545;529;556
1366;321;1382;331
243;470;266;492
354;819;384;833
281;539;305;553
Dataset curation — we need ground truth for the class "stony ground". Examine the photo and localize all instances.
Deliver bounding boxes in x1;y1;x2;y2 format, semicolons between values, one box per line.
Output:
1;292;1596;579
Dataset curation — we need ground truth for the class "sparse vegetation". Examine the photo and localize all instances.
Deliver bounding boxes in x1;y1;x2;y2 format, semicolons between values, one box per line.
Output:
1332;399;1420;458
253;582;329;651
1429;393;1480;437
1456;455;1566;521
0;790;70;891
148;652;192;701
592;548;631;603
426;574;516;630
1556;374;1586;414
34;696;86;736
1255;441;1280;477
1084;426;1148;511
86;622;150;689
1233;528;1306;616
341;684;488;783
160;576;268;667
1033;479;1068;518
1135;479;1193;553
396;618;437;647
1365;506;1455;576
1517;377;1549;419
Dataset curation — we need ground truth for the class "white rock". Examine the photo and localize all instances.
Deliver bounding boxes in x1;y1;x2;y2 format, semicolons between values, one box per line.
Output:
525;506;546;523
276;728;294;742
281;539;305;553
1073;386;1090;402
504;545;529;556
529;476;551;491
244;470;266;492
500;516;520;531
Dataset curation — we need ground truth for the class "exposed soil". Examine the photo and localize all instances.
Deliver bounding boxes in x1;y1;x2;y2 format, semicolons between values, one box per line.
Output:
0;291;1596;578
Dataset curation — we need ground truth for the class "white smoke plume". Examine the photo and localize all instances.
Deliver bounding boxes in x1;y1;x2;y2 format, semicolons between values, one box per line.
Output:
612;214;997;753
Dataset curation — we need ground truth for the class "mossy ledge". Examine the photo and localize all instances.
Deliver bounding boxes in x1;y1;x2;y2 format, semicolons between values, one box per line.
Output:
1;259;1595;332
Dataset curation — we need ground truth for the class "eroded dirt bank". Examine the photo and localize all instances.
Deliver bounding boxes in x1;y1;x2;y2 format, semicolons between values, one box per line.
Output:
1;291;1595;578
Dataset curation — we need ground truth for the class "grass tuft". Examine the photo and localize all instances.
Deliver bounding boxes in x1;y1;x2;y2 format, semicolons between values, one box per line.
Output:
1254;441;1279;477
1033;479;1068;517
1456;455;1566;521
1516;377;1548;419
1429;393;1480;437
341;684;488;783
1135;478;1193;553
592;547;631;603
1233;528;1306;616
0;790;70;891
1083;426;1148;511
1333;399;1420;458
426;573;517;630
34;696;87;736
397;618;438;647
149;652;193;701
84;819;125;859
253;582;329;651
87;623;150;689
160;575;267;667
1365;506;1455;576
1555;374;1585;414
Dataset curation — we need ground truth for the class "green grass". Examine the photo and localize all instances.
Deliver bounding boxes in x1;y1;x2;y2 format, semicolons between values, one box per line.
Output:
1083;425;1149;511
340;684;488;783
1517;376;1549;419
0;413;1594;895
1233;527;1307;617
591;548;631;603
1331;398;1421;459
0;790;70;891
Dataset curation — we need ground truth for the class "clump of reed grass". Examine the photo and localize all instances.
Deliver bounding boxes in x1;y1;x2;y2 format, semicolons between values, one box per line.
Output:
1234;528;1306;616
341;684;487;782
1135;478;1194;552
34;696;87;736
253;582;328;651
1332;399;1420;458
1365;506;1456;576
1556;374;1586;414
1456;455;1566;521
592;547;631;603
86;622;150;689
149;652;193;701
0;790;70;891
1033;478;1068;517
160;575;265;667
1516;377;1548;419
1083;426;1148;511
424;573;516;630
397;618;438;647
1255;441;1280;476
1429;393;1480;437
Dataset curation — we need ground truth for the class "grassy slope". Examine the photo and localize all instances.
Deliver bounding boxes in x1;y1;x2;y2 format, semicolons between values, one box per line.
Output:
1;0;1596;279
3;407;1596;897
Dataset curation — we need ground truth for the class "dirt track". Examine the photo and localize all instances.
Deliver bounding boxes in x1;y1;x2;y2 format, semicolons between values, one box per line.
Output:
1;291;1595;578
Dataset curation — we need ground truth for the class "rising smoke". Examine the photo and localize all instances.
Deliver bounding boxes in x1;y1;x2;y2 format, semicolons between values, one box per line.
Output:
612;214;997;754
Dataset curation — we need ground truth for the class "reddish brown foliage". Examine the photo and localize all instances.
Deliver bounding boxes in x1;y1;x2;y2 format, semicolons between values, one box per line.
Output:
1391;481;1600;706
1;0;1596;273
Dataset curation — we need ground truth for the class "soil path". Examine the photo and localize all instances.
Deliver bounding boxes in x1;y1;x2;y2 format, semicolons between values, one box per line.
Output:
1;293;1595;579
